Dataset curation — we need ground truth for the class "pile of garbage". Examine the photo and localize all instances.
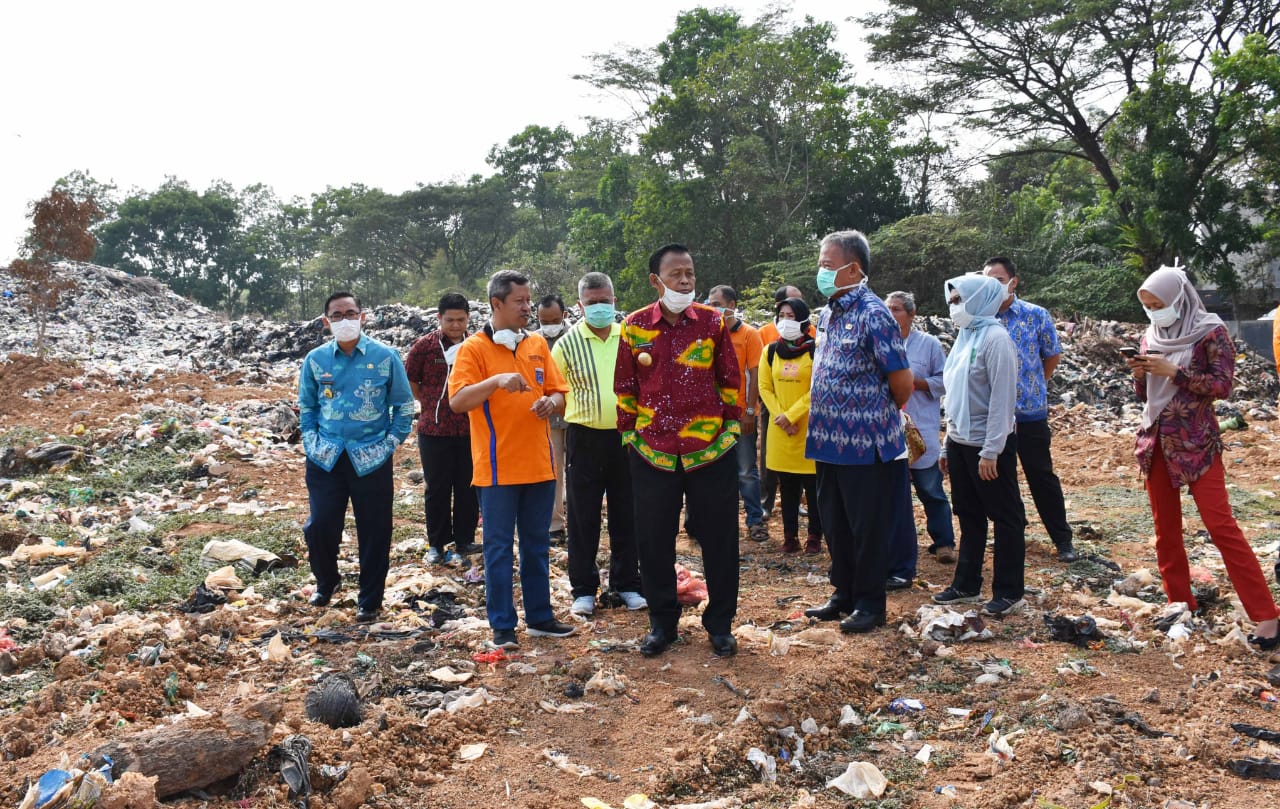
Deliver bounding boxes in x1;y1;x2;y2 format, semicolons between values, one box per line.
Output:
3;263;1275;424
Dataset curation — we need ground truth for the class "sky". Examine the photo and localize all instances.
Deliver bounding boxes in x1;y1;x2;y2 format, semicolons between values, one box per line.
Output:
0;1;887;263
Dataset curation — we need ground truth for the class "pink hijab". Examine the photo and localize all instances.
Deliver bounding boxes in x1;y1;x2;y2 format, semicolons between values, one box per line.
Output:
1138;266;1225;429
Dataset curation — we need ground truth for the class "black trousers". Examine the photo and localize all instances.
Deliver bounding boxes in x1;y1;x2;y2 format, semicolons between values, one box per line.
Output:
947;437;1026;600
815;458;904;615
303;451;393;612
777;472;821;538
760;403;779;510
418;434;479;551
566;425;641;597
1015;418;1072;547
629;448;739;635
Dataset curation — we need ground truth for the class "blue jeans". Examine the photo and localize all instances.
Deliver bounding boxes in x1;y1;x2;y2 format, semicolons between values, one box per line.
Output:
736;431;765;527
886;459;918;580
910;463;956;549
478;481;555;631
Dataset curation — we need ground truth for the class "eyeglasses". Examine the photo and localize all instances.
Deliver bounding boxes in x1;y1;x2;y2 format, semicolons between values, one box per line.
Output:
327;310;362;321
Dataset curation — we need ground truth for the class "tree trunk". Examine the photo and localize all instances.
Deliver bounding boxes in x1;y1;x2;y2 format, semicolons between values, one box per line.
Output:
92;697;282;798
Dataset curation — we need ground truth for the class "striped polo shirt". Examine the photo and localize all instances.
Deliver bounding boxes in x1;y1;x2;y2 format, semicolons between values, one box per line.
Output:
551;320;621;430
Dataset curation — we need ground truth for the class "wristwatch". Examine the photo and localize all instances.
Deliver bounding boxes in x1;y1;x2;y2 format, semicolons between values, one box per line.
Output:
745;407;756;416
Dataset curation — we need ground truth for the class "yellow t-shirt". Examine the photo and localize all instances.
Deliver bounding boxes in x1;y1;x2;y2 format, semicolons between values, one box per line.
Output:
551;321;621;430
757;347;815;475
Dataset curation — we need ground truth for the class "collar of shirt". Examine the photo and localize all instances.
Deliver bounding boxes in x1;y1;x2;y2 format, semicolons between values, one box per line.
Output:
576;320;621;342
633;300;708;328
327;332;369;356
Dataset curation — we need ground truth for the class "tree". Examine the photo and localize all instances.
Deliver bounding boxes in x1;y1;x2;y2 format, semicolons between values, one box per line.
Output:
95;179;285;317
864;0;1280;284
8;189;102;353
620;10;908;293
488;124;575;254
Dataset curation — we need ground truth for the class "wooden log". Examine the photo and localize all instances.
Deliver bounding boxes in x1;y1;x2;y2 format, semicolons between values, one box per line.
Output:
92;696;282;798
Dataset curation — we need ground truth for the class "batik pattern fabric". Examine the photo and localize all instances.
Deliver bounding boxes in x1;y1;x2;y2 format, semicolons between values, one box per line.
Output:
996;297;1061;422
805;284;909;465
1134;325;1232;487
298;334;414;476
614;302;741;471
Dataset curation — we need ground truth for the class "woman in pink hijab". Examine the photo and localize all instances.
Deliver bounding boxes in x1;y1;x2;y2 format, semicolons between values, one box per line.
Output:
1126;265;1279;650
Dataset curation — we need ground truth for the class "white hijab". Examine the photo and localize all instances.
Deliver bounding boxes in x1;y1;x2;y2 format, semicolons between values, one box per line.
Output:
1138;266;1225;429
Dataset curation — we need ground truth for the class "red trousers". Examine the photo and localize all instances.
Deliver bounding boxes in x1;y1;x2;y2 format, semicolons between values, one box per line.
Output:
1146;442;1279;621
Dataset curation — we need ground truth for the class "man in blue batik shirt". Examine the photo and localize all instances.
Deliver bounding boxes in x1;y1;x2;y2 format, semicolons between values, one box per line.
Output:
983;258;1077;563
299;291;414;622
803;230;914;634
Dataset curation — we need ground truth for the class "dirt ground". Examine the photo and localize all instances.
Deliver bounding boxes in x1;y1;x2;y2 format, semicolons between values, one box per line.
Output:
3;355;1280;809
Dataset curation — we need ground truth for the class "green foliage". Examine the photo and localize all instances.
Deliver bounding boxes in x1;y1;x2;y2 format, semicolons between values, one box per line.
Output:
1036;261;1147;321
865;0;1280;294
870;213;992;315
94;178;283;317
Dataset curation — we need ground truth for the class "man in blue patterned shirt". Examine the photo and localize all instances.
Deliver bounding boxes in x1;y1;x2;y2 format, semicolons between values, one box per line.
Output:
299;291;415;622
983;258;1077;563
804;231;914;633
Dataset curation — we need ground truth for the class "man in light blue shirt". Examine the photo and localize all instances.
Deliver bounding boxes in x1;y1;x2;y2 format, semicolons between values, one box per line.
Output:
298;291;414;623
886;291;956;565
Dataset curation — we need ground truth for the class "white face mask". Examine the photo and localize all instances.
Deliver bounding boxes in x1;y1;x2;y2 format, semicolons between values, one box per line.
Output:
949;301;974;329
330;319;362;342
492;328;524;351
539;322;564;338
659;281;696;314
777;319;803;341
1143;289;1181;328
999;279;1014;301
443;343;461;365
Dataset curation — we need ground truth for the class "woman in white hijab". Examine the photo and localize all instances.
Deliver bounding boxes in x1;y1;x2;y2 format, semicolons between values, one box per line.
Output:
932;274;1026;618
1127;265;1279;650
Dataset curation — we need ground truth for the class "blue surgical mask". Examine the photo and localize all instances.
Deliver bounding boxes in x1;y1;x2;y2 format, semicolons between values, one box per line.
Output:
817;261;860;298
583;302;615;328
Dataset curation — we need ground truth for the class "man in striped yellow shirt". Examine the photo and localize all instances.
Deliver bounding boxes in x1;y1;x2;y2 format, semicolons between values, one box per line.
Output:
551;272;646;618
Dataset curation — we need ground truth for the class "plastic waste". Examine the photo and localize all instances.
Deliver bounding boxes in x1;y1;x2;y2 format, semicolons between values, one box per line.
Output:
1228;757;1280;779
746;747;777;784
827;761;887;798
269;734;312;800
838;705;863;727
305;673;363;728
888;697;925;714
675;563;709;605
1043;613;1107;647
1233;722;1280;742
458;743;488;760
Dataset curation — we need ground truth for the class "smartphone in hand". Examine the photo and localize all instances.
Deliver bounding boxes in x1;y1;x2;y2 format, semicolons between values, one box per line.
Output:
1119;347;1139;359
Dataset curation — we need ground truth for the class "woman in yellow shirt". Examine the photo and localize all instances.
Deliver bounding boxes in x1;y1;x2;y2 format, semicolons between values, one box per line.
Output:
758;298;822;554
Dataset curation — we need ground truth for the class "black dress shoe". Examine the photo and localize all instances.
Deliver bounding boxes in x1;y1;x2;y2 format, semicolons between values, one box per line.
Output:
1056;543;1079;563
1249;632;1280;651
309;589;334;608
709;633;737;657
640;629;675;657
840;610;887;634
803;598;848;621
885;576;912;591
455;541;484;556
354;608;379;623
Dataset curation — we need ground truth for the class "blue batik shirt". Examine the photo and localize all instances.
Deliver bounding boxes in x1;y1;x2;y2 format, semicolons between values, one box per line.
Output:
995;297;1061;423
806;284;910;464
298;333;415;476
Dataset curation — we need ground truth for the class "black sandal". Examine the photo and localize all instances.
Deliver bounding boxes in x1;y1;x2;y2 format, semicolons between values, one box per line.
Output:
1248;633;1280;651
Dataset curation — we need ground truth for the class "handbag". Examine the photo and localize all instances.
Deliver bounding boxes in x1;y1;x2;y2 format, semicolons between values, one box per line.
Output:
902;410;926;465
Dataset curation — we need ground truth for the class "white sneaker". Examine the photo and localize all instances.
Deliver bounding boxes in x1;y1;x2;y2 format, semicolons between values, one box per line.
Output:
570;596;595;616
618;591;648;611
